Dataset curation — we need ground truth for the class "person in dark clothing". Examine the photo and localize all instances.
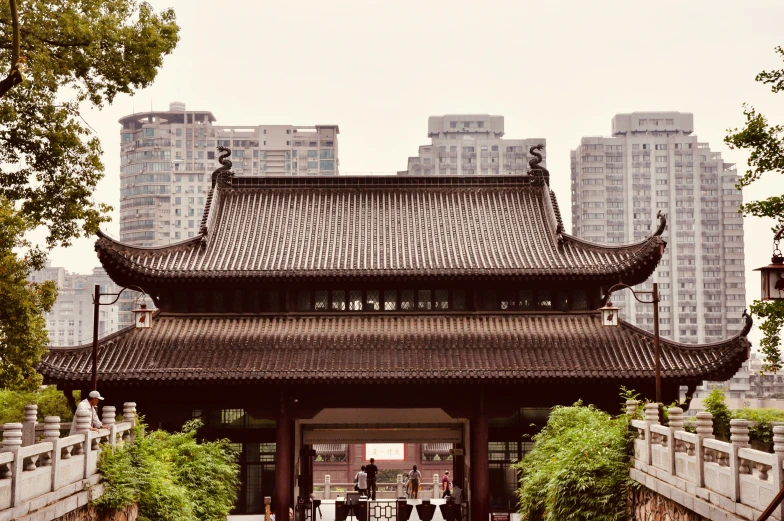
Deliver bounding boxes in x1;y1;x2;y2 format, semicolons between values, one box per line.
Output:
365;457;379;500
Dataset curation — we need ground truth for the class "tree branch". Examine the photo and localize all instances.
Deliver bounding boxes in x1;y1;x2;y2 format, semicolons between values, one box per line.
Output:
0;0;23;99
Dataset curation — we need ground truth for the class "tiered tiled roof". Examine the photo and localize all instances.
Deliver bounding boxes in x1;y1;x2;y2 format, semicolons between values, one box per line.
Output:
39;312;749;386
96;176;665;285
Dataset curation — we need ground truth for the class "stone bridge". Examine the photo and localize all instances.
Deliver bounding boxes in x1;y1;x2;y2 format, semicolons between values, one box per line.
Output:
0;402;136;521
628;400;784;521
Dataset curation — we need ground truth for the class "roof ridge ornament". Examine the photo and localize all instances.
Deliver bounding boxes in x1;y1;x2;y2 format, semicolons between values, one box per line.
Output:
741;308;753;337
211;146;234;189
527;144;549;184
653;210;667;237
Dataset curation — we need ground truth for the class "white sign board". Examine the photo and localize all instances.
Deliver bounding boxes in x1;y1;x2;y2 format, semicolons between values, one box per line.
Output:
365;443;406;461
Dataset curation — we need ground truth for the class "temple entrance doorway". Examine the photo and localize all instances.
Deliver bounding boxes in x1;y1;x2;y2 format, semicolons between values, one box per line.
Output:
295;408;469;521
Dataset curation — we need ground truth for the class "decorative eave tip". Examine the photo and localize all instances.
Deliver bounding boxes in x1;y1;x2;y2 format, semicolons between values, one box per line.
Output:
741;308;753;338
653;210;667;237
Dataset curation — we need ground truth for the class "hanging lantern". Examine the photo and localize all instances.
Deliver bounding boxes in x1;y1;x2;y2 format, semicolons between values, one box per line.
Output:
133;302;153;329
600;301;620;327
754;229;784;301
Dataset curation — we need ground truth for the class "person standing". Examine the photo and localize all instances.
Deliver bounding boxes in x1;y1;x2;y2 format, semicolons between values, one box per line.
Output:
365;457;379;500
356;465;368;497
408;465;421;499
441;471;451;498
451;483;463;505
69;390;104;435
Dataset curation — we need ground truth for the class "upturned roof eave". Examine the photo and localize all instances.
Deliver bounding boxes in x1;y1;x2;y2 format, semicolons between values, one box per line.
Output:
38;310;749;387
94;234;665;286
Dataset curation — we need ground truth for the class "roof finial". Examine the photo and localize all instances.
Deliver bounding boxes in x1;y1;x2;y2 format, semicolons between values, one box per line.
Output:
653;210;666;236
527;144;549;184
211;146;234;188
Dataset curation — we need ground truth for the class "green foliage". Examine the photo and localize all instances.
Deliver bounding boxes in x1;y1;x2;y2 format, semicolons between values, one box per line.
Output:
724;45;784;373
0;197;57;390
0;0;178;390
0;385;73;423
703;389;732;440
732;408;784;445
95;419;240;521
750;300;784;373
515;403;635;521
0;0;180;248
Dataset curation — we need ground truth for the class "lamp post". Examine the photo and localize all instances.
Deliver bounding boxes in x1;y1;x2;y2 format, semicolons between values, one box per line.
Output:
91;284;152;391
600;282;662;404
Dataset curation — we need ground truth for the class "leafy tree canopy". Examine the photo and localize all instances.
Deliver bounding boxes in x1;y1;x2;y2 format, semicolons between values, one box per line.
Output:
0;0;178;390
0;384;73;423
725;45;784;373
0;0;179;247
0;197;56;389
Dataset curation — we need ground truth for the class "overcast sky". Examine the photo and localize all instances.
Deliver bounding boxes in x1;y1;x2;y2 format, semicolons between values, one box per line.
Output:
47;0;784;346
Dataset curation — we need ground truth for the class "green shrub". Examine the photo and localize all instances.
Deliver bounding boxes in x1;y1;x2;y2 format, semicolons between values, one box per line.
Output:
514;403;636;521
0;385;74;424
95;419;239;521
732;408;784;445
703;389;731;440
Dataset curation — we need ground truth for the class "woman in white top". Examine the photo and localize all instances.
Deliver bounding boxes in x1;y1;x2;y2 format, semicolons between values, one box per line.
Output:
407;465;421;499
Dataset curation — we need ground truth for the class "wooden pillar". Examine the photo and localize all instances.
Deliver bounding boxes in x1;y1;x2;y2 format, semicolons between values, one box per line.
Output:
275;389;293;521
471;389;489;521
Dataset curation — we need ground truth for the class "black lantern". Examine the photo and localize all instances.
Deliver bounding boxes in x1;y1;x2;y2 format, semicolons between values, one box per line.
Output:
754;229;784;301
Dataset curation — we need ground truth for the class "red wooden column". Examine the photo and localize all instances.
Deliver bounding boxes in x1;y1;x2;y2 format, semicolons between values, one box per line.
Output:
471;389;490;521
275;389;293;521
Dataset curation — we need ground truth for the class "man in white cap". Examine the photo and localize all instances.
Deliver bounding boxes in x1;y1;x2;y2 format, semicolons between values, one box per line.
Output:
69;390;104;435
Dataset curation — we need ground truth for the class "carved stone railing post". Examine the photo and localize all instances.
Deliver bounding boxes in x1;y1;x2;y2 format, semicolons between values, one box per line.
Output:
2;423;23;507
772;423;784;519
626;400;639;421
729;418;750;502
40;416;60;467
42;416;61;492
643;403;660;465
695;411;714;488
72;408;92;480
122;402;137;427
433;474;439;499
71;408;90;454
123;402;137;442
667;407;684;476
102;405;117;449
22;404;37;446
324;474;331;499
397;474;404;498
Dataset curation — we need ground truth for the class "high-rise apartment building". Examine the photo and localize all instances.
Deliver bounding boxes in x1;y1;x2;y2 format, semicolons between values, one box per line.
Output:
119;102;339;247
570;112;746;343
28;265;120;346
118;102;339;327
400;115;545;175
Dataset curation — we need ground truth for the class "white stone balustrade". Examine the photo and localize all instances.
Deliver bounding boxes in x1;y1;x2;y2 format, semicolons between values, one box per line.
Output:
627;400;784;520
0;401;137;520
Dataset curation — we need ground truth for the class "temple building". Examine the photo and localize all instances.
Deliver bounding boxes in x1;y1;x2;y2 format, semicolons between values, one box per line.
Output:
40;157;751;520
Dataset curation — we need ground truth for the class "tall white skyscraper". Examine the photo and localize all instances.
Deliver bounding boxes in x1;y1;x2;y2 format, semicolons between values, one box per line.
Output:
117;102;339;327
29;265;120;347
400;115;546;175
571;112;746;343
